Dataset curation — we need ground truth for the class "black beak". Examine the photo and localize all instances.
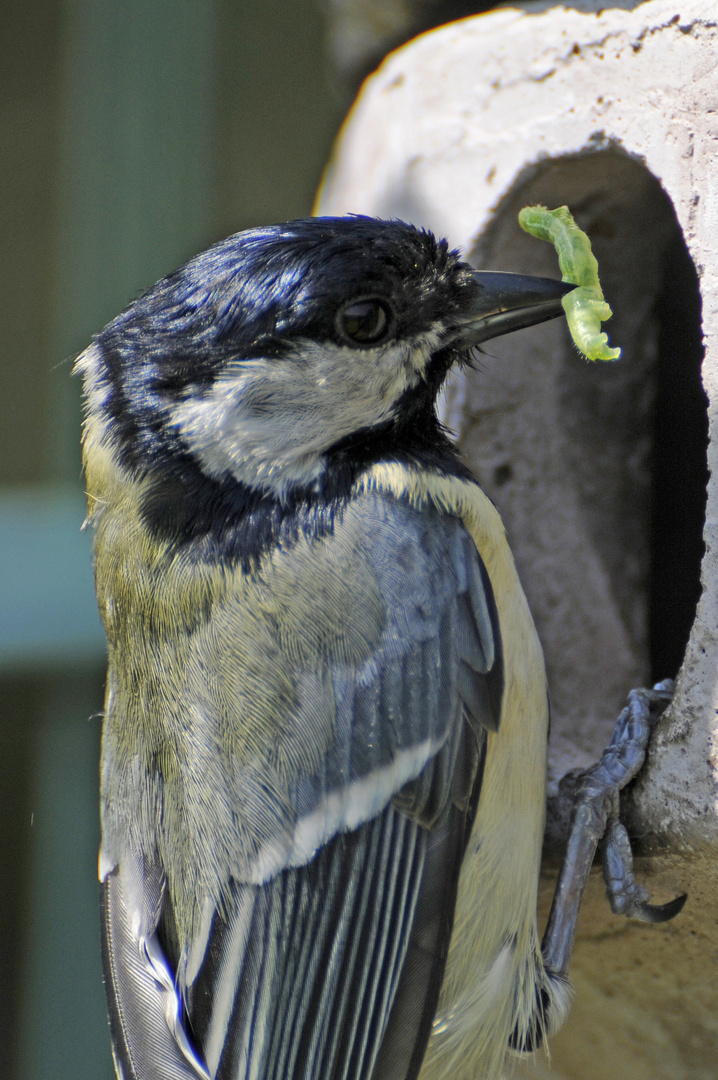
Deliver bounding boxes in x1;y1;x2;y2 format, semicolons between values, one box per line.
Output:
450;271;575;347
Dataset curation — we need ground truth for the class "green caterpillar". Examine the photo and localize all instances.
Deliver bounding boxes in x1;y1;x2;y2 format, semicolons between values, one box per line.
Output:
518;204;621;361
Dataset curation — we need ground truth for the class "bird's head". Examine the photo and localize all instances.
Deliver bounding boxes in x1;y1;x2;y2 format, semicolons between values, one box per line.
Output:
79;216;570;504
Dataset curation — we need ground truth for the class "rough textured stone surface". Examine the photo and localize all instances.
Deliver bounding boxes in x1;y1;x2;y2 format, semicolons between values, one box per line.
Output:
316;3;718;1075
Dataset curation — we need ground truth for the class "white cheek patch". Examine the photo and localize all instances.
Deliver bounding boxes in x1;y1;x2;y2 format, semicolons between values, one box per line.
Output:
168;334;441;498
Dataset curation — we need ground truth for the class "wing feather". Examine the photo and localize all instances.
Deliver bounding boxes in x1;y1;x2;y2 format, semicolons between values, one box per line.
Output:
186;806;426;1080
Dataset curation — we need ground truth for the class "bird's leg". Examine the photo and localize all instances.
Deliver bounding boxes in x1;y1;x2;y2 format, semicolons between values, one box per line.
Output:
541;679;686;981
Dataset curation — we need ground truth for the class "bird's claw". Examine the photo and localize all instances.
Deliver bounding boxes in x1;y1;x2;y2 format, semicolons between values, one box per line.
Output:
635;893;688;924
542;680;685;978
573;679;684;924
601;817;687;922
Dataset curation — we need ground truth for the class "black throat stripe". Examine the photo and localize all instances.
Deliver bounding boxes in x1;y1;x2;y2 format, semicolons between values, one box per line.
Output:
138;433;473;574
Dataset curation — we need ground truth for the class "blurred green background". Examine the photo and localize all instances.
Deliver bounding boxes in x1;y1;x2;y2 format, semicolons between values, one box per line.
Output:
0;2;345;1076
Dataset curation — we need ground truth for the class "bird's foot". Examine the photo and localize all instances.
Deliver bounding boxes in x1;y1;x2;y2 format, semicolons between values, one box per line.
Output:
542;680;686;978
578;679;685;922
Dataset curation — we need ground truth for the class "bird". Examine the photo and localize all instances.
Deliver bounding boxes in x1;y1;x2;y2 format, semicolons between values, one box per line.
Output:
78;215;577;1080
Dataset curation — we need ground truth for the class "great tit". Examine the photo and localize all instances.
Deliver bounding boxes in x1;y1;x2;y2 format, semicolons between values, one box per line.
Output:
79;216;577;1080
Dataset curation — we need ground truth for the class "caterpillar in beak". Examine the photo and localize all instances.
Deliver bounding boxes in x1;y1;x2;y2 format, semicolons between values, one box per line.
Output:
518;203;621;362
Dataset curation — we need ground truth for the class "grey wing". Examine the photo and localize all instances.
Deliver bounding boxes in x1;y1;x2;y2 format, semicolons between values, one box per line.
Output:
101;491;503;1080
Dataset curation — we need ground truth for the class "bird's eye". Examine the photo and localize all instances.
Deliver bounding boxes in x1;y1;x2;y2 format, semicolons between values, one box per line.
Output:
337;298;393;346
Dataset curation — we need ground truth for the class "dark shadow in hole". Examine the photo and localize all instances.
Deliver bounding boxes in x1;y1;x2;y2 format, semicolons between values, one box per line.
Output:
649;231;707;682
464;148;707;738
